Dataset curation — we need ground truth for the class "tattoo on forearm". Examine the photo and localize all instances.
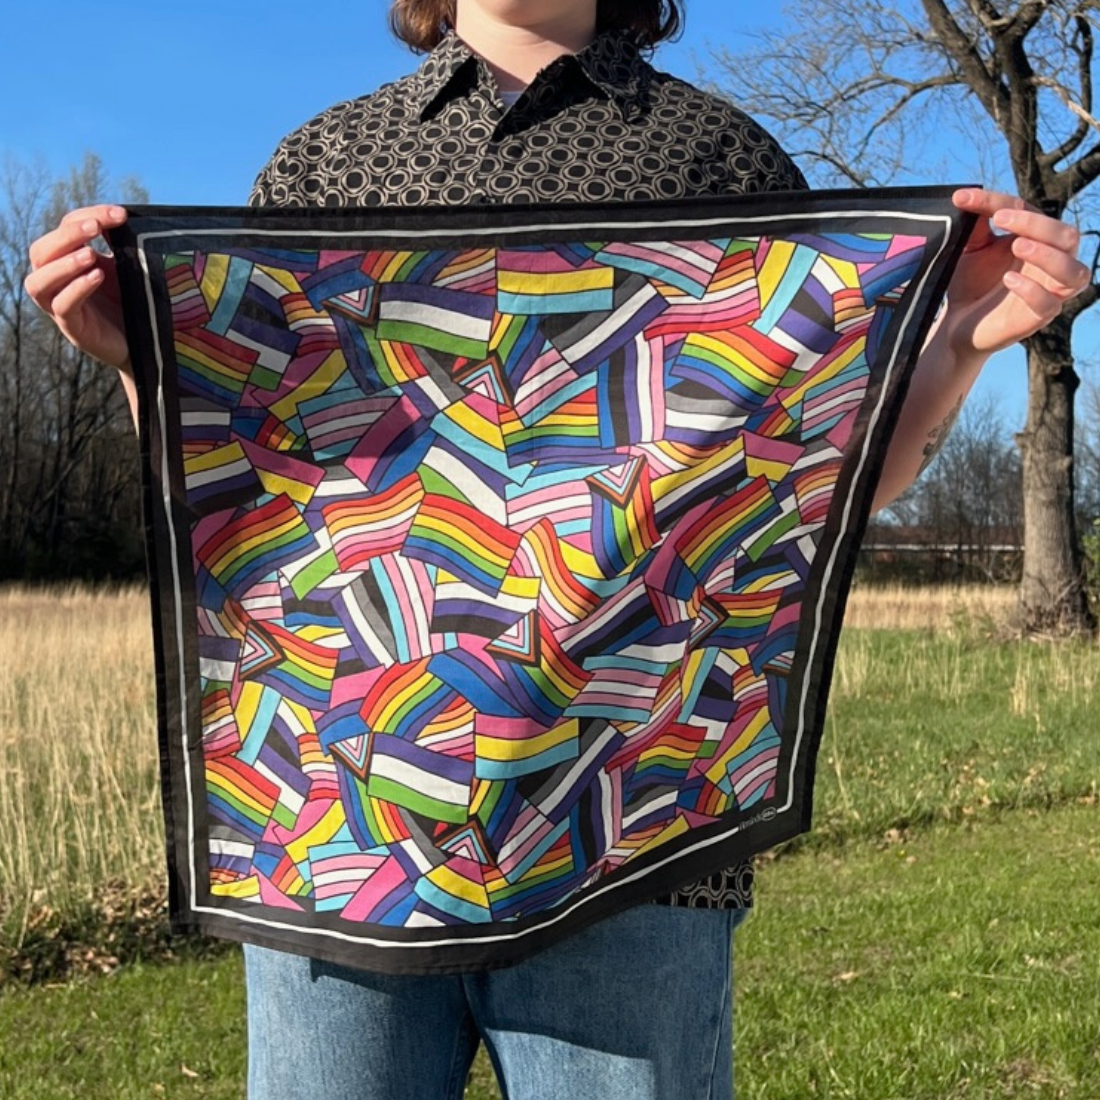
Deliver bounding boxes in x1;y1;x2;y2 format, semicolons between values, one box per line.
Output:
917;395;963;477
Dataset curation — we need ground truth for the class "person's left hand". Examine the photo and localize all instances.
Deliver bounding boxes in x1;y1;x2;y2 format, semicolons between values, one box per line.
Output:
943;188;1091;359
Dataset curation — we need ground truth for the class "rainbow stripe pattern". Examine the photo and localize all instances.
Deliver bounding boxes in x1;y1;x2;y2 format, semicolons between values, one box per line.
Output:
119;195;967;972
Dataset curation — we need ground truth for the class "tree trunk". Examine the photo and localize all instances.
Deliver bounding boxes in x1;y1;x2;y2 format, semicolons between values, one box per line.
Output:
1017;315;1096;635
1;304;24;573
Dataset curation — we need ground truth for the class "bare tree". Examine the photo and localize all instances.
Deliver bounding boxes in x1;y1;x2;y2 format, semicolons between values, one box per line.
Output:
1077;374;1100;498
0;157;52;570
883;394;1024;579
1076;373;1100;591
709;0;1100;633
0;153;146;580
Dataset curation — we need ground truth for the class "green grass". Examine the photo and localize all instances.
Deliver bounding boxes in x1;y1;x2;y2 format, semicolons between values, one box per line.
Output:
2;805;1096;1099
1;624;1097;1097
0;958;247;1099
801;631;1099;846
739;803;1100;1099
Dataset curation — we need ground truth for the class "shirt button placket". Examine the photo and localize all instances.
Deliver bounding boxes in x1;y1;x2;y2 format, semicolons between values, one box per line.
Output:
468;88;505;204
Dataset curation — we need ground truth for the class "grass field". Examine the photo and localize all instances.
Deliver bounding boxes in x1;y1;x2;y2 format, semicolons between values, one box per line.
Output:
0;586;162;948
0;585;1097;1098
2;805;1095;1100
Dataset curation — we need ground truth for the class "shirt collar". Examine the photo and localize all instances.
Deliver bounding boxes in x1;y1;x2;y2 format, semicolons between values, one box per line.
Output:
411;29;648;120
410;32;478;118
573;30;648;118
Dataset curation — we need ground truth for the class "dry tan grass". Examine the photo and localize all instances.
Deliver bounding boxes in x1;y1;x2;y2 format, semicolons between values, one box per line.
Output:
842;583;1017;632
0;582;1087;945
0;585;161;938
831;614;1100;707
1007;630;1100;720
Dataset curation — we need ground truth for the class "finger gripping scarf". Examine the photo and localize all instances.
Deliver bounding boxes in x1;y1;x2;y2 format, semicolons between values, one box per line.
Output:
109;189;973;975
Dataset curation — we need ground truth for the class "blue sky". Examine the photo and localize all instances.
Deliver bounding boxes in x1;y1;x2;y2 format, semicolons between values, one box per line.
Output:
3;0;1060;427
3;0;776;203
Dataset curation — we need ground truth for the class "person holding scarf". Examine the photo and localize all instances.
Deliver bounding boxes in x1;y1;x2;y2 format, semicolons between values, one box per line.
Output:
24;2;1089;1097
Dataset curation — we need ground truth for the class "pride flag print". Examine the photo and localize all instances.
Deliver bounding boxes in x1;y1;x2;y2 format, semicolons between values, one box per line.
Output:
112;191;972;973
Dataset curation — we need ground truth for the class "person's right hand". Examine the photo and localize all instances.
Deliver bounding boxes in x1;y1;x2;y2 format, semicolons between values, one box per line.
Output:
25;204;131;372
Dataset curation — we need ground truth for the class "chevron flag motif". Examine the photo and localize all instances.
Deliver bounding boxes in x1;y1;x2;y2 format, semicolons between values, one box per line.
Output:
113;190;972;974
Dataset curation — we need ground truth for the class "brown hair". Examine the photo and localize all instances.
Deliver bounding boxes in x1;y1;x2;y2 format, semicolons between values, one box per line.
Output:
389;0;683;53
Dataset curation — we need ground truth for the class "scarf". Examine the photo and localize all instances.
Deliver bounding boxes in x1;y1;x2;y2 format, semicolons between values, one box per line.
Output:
109;189;972;974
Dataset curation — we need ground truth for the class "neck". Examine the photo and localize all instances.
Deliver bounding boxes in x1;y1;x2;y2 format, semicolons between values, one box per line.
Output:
453;4;598;92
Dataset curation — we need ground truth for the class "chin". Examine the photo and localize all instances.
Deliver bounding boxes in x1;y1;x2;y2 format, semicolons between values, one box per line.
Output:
467;1;596;29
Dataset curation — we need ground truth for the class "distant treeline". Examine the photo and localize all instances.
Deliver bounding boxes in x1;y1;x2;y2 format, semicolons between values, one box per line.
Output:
0;155;147;582
875;386;1100;588
1;154;1098;586
866;396;1026;585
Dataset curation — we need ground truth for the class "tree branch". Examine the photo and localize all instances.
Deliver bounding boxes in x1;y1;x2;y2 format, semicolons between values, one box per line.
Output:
1011;0;1052;38
853;75;963;160
920;0;1011;123
1033;74;1100;135
1039;14;1095;168
1063;280;1099;322
784;148;875;187
965;0;1010;31
1063;229;1100;322
1057;141;1100;198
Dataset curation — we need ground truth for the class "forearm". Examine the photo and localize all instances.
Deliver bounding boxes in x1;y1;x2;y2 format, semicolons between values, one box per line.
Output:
870;314;988;511
119;362;139;432
868;187;1088;510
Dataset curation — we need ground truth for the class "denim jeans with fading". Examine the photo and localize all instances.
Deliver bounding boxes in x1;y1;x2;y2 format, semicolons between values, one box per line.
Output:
244;902;750;1100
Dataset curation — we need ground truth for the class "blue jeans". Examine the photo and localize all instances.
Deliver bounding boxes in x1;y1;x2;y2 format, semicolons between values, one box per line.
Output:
245;903;750;1100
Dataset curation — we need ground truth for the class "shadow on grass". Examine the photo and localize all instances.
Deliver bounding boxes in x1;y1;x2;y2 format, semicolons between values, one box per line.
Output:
0;879;231;988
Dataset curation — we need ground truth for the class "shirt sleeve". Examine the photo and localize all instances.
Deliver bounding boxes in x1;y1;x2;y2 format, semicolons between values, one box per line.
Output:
247;98;362;207
247;115;325;207
248;162;274;207
713;99;810;195
772;146;810;192
248;136;293;207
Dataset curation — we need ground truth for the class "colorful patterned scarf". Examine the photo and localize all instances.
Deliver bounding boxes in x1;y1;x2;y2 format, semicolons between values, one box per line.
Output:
109;190;972;974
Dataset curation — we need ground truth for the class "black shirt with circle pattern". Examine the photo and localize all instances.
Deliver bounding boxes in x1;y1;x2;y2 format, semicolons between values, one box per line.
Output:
250;28;808;910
